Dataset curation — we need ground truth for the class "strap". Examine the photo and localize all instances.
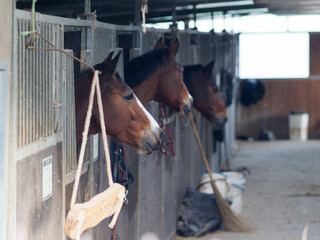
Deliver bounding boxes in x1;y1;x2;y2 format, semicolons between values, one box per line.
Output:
159;103;175;157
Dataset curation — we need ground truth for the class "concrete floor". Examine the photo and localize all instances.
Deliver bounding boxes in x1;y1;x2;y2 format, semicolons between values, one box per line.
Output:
176;140;320;240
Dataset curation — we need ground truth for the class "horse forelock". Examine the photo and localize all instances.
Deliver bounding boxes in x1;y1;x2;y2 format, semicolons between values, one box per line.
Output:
125;48;169;88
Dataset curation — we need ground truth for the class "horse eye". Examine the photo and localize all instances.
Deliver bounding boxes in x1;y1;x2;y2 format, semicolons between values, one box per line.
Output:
123;92;134;101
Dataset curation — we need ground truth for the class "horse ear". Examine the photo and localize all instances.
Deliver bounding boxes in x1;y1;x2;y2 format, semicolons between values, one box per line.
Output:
108;51;121;76
166;39;179;60
102;51;121;80
154;37;163;49
204;60;215;76
102;51;114;64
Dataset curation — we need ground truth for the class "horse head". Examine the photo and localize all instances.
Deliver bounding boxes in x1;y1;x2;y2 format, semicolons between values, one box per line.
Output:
75;52;162;155
184;60;227;128
125;38;193;114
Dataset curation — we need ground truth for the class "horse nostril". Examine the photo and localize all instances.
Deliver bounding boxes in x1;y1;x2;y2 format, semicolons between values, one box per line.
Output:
183;105;190;114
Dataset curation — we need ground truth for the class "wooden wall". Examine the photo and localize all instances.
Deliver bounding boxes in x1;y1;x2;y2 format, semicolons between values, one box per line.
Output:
236;79;320;139
236;33;320;140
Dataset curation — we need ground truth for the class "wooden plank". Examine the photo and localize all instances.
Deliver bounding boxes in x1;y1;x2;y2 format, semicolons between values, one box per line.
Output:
64;183;125;239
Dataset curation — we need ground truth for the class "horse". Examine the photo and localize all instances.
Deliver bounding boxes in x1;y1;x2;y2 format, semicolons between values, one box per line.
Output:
124;38;193;114
183;60;227;128
75;51;162;155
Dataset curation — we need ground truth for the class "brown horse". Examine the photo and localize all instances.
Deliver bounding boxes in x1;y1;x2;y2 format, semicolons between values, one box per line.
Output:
124;38;193;114
75;52;162;155
183;60;227;128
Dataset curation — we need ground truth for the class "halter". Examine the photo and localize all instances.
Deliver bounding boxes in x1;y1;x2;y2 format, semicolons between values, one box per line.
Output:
158;103;176;157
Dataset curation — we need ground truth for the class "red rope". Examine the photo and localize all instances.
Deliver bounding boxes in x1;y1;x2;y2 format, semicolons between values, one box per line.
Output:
112;218;119;240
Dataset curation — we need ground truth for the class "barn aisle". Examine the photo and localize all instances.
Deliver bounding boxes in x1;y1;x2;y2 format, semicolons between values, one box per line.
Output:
176;140;320;240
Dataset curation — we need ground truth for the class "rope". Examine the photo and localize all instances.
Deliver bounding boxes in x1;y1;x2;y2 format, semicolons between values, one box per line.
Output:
95;73;114;186
141;4;148;34
70;70;99;209
70;70;114;209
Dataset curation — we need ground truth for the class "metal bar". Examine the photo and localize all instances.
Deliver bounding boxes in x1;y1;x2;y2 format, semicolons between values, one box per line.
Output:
35;23;40;141
26;20;31;145
134;0;142;25
84;0;91;13
18;20;24;148
32;22;36;143
49;23;54;136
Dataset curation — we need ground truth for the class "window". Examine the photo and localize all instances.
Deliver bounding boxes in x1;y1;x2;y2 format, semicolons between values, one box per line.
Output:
239;33;309;79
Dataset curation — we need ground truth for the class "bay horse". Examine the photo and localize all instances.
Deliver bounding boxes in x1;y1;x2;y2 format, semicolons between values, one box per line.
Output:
75;51;162;155
124;38;193;114
183;60;227;128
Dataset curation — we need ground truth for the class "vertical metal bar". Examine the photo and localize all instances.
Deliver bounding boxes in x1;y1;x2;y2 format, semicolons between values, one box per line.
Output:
84;0;91;13
38;22;42;140
18;20;24;148
26;20;30;145
40;25;47;139
49;23;54;136
134;0;141;25
35;23;38;142
32;21;36;143
44;23;48;138
193;5;197;29
172;0;177;25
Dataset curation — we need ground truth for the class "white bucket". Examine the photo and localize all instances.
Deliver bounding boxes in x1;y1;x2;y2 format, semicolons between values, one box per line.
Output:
220;171;246;215
289;113;309;141
198;173;228;199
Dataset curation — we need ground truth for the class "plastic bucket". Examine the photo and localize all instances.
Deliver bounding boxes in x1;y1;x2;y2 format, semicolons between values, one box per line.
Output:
289;113;309;141
197;173;228;199
220;171;246;215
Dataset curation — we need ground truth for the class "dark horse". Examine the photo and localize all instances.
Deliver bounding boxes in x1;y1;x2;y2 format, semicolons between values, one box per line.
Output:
124;38;192;114
75;52;162;155
183;60;227;128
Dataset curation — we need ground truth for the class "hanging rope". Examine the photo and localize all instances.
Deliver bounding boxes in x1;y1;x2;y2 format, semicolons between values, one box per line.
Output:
65;70;126;240
70;70;99;208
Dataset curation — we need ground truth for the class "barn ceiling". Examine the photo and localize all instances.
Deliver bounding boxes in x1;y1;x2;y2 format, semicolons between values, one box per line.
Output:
16;0;320;25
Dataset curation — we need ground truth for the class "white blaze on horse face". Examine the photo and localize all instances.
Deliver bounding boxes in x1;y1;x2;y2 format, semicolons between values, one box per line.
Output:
187;91;193;104
135;95;161;135
183;90;193;111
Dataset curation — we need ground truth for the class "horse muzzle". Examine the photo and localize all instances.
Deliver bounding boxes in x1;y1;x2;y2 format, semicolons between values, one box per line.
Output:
182;93;193;114
213;115;227;129
137;128;163;155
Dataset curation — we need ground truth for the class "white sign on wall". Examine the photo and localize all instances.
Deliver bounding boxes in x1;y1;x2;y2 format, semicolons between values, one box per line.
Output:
42;156;52;201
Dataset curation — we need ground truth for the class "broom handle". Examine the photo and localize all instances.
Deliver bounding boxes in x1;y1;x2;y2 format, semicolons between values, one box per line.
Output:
188;112;223;198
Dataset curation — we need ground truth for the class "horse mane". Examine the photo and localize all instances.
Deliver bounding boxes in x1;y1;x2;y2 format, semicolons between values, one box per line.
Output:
124;48;169;88
183;64;203;91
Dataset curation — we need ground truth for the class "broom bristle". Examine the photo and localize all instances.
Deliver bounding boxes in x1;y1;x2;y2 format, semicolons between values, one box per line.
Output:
211;179;251;232
188;112;251;233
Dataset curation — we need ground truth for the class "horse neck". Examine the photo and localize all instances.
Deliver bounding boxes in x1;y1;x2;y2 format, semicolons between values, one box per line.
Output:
132;72;160;106
183;66;196;92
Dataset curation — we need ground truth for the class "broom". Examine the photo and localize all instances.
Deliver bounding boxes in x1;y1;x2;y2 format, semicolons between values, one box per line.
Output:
188;112;250;232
